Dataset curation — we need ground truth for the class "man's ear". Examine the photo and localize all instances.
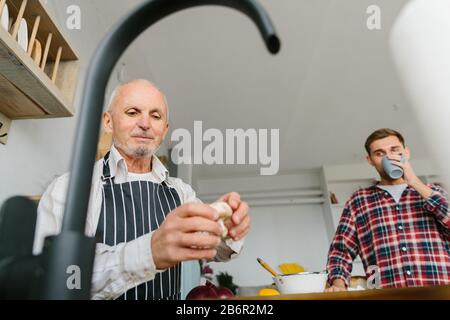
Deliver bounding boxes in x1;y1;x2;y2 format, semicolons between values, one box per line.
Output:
405;146;411;161
103;111;113;134
366;154;375;167
162;122;169;140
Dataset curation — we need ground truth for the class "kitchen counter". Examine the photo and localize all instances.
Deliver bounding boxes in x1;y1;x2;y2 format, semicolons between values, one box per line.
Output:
234;284;450;300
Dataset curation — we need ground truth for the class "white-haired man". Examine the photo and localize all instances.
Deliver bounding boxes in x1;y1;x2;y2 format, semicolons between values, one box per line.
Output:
35;79;250;300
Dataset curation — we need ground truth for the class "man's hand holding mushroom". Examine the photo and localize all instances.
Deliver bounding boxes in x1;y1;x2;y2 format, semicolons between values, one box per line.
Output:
151;192;250;270
212;192;250;242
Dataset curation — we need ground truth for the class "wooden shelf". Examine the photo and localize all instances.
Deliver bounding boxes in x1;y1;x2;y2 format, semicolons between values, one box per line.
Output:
0;0;79;143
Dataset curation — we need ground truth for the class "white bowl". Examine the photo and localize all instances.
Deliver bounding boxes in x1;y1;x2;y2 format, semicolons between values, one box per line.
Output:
274;272;328;294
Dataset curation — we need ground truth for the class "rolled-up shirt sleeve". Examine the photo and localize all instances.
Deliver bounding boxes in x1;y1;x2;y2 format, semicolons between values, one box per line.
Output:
34;175;66;255
169;178;245;260
91;232;164;300
326;202;360;287
424;184;450;237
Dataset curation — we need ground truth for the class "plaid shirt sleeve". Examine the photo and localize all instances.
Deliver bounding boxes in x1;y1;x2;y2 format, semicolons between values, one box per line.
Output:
424;184;450;238
326;199;360;287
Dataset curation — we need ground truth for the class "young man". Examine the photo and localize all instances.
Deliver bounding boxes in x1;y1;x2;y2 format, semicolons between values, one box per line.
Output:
326;128;450;292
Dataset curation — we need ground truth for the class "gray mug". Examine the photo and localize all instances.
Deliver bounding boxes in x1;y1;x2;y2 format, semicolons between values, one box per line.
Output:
382;155;405;179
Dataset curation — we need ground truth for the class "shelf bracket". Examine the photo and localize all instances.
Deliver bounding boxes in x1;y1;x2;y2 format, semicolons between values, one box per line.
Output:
0;111;11;145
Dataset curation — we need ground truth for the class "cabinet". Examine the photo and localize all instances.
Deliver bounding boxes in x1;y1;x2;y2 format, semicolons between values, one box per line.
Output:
320;160;443;277
0;0;79;144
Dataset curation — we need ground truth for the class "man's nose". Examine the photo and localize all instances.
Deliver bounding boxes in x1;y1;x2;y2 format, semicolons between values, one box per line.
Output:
136;116;151;130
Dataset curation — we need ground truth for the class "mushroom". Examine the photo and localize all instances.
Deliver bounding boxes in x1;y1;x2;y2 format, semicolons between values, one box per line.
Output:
209;201;233;239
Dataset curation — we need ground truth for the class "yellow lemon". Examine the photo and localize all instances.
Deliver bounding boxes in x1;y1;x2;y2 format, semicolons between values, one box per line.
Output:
258;288;280;296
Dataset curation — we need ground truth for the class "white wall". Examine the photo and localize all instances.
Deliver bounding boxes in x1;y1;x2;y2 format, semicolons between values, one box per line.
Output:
194;171;330;287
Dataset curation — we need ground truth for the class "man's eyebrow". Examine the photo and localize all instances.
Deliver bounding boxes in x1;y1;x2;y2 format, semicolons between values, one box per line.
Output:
372;145;402;154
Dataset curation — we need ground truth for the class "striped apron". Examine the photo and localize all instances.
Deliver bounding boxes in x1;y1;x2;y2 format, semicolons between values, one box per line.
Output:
95;152;182;300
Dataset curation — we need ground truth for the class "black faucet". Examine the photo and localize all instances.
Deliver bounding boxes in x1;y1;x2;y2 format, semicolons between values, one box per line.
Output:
0;0;280;299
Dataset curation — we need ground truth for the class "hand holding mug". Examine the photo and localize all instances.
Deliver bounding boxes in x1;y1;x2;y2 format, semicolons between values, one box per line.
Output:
382;154;405;179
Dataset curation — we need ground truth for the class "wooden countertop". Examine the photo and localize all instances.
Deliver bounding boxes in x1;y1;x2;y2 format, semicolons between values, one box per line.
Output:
234;284;450;300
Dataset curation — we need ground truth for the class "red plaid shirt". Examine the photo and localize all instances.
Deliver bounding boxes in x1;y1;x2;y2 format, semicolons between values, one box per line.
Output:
327;183;450;288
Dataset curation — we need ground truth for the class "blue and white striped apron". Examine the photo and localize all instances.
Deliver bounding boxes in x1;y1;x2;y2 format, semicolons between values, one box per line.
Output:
95;152;182;300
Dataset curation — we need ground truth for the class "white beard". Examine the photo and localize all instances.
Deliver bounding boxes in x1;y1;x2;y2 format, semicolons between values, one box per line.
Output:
113;140;161;159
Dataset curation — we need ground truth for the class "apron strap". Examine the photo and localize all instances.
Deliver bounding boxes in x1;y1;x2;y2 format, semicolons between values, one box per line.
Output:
101;152;114;184
161;180;170;188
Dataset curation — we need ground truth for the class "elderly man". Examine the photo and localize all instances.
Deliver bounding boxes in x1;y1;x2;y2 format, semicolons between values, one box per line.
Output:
34;79;250;300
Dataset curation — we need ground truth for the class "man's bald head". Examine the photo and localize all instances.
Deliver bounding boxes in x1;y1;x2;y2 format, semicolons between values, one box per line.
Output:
107;79;169;122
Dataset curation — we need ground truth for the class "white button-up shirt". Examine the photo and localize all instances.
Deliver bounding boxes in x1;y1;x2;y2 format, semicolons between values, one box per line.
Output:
34;145;244;300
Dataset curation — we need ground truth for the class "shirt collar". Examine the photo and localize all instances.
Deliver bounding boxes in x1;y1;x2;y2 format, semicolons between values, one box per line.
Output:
376;183;408;189
374;182;411;195
108;145;169;182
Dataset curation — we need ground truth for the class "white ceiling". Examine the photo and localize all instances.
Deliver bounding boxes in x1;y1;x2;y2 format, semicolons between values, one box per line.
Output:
77;0;430;178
